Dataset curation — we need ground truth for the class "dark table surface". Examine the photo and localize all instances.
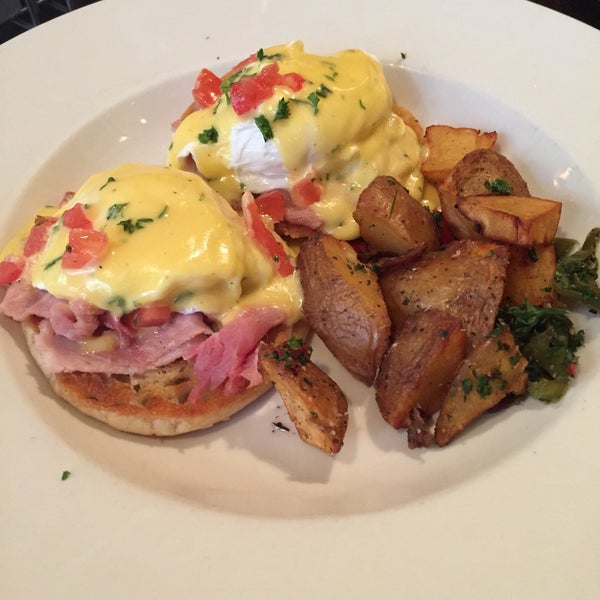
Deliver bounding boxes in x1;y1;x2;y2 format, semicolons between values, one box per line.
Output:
0;0;598;45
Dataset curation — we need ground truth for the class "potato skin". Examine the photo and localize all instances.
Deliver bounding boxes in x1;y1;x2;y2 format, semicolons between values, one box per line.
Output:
503;244;557;306
353;176;438;256
375;309;468;429
297;233;391;385
380;240;509;348
259;339;348;454
434;327;528;446
438;149;530;240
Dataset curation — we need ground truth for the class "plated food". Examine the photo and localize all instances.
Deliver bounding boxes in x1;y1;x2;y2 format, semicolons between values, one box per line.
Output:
0;42;597;454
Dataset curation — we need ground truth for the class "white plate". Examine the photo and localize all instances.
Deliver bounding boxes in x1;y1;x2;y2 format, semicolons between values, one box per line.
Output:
1;0;599;597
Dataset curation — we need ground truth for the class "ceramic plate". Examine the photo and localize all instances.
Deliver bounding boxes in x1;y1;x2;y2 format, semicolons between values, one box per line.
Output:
1;0;599;597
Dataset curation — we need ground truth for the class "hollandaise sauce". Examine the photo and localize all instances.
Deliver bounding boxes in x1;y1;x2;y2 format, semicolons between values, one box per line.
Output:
168;41;424;240
16;164;302;323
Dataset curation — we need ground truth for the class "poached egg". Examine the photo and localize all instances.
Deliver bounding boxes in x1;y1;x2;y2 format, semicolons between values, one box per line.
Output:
168;41;424;240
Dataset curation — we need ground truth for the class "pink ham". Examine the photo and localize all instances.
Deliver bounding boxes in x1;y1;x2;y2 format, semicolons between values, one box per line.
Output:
32;312;212;375
184;305;286;401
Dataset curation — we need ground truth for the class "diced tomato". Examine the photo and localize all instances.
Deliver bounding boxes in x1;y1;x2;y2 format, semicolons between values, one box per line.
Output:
23;215;58;257
567;362;577;377
0;255;25;285
242;194;294;277
62;228;108;269
192;68;223;108
255;190;286;222
230;61;305;115
122;304;171;329
230;75;273;116
292;176;323;206
62;203;93;230
59;191;75;206
279;71;304;92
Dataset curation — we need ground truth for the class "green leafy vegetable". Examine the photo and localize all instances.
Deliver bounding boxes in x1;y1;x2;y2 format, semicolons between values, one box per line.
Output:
553;227;600;312
499;300;584;402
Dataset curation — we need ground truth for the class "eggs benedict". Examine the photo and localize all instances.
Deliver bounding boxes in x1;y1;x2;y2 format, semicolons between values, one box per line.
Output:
168;41;424;240
0;163;303;435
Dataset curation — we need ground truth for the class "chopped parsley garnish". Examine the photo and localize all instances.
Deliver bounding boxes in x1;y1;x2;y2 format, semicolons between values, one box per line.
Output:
99;176;116;191
117;218;154;233
484;178;513;195
257;48;282;61
264;336;312;374
108;295;126;311
43;255;62;271
307;91;321;114
157;205;169;219
254;114;274;141
198;126;219;144
359;99;366;110
61;470;71;481
273;97;291;121
107;203;128;220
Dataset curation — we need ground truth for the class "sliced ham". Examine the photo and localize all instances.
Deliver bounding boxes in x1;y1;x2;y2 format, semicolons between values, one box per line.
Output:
184;305;286;401
284;205;323;230
2;280;284;400
32;312;212;375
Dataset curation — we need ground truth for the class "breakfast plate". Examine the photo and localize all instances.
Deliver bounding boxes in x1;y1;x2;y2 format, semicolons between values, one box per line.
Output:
1;0;599;597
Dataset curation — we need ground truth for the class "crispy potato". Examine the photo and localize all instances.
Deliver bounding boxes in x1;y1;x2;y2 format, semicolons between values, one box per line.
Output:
434;327;528;446
380;240;509;347
456;194;562;246
421;125;498;184
438;148;530;240
375;309;468;429
504;244;558;306
259;338;348;454
297;233;391;385
353;176;438;256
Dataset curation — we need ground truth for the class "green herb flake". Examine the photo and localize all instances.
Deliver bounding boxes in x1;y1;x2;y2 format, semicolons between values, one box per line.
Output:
475;374;492;397
254;115;274;141
107;203;128;220
439;329;448;338
307;91;321;114
273;97;291;121
198;126;219;144
359;99;366;110
118;218;154;233
99;176;116;191
61;470;71;481
43;255;62;271
461;379;473;395
484;178;513;195
157;205;169;219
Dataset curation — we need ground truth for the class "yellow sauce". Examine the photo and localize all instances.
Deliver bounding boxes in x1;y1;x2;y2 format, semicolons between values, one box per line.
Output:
168;41;424;240
15;164;301;324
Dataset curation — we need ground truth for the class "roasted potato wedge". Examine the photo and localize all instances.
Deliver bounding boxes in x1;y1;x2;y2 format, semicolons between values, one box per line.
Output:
503;244;558;306
380;240;509;347
375;309;468;429
297;233;391;385
438;148;530;240
421;125;498;183
353;176;438;256
456;194;562;246
259;337;348;454
434;327;528;446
